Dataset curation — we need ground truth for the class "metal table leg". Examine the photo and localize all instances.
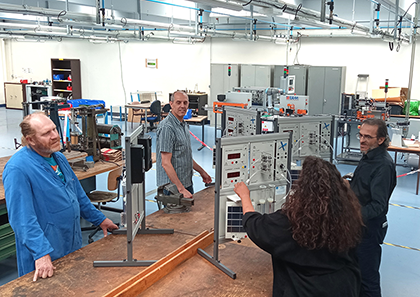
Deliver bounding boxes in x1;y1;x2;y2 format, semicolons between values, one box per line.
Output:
198;118;205;151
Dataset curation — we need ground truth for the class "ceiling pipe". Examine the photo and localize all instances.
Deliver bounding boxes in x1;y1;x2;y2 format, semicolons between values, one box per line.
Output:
234;0;410;42
0;1;411;44
320;0;326;23
394;0;399;40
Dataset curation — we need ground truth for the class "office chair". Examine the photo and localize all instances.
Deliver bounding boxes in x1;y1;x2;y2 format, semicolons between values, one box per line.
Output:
161;103;171;119
85;166;122;243
146;100;162;130
129;101;146;129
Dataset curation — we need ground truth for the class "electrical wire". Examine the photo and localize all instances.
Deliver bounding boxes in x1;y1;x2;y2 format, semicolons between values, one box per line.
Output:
118;41;127;105
57;10;67;23
246;169;261;185
295;3;303;18
319;135;334;153
293;32;302;64
390;1;418;35
243;0;253;7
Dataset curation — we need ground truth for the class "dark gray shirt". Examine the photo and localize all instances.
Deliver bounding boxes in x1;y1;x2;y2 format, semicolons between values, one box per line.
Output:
156;112;193;188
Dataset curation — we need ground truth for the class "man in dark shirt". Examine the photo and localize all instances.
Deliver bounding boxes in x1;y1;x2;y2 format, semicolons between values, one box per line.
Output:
349;118;396;297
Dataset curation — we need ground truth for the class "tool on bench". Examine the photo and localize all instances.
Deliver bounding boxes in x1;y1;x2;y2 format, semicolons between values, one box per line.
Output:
155;183;194;214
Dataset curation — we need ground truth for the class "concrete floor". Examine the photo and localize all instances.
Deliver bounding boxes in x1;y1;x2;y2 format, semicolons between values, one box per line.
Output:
1;107;420;297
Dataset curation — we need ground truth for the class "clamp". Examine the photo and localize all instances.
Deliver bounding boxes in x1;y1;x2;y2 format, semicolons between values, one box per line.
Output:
155;183;194;214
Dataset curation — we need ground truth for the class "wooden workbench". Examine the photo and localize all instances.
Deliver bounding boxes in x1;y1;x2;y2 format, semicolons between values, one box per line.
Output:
0;186;273;297
0;151;121;205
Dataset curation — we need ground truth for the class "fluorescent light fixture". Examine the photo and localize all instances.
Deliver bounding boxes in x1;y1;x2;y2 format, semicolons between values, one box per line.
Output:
276;12;295;21
16;37;45;42
350;29;368;36
185;0;243;11
172;37;194;44
274;38;288;45
88;38;115;44
0;34;24;40
382;35;395;42
210;7;265;18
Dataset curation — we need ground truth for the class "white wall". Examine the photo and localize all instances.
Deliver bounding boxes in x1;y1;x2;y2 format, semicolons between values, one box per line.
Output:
2;39;210;107
0;40;6;105
210;37;419;98
1;36;420;108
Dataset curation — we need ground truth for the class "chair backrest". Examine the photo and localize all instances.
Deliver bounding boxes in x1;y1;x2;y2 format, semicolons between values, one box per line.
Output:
150;100;162;115
107;166;123;191
130;101;141;107
162;103;171;113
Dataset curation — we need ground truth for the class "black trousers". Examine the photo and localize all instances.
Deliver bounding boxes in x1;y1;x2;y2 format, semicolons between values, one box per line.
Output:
356;217;388;297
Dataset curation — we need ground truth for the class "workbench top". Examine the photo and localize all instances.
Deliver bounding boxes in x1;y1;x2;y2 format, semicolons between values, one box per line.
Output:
0;186;273;297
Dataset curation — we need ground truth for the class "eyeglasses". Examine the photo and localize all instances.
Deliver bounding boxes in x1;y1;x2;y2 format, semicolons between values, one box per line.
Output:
356;132;377;140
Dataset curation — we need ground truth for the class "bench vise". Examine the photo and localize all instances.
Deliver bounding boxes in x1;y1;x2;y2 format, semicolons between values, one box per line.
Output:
155;183;194;214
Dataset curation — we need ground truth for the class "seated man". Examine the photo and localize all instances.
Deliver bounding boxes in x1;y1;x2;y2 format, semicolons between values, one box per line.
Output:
3;113;118;281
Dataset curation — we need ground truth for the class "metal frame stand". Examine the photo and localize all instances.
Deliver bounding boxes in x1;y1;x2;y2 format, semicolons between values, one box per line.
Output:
198;137;236;279
94;124;173;267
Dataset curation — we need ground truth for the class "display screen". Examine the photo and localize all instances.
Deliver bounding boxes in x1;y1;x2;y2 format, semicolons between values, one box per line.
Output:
228;153;241;160
227;171;240;178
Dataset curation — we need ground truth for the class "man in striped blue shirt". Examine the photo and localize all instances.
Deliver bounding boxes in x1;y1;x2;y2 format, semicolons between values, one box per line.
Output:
156;90;211;198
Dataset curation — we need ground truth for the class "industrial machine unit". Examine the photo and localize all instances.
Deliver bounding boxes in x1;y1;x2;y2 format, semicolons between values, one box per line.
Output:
273;115;335;162
214;132;292;241
273;65;309;95
221;106;261;137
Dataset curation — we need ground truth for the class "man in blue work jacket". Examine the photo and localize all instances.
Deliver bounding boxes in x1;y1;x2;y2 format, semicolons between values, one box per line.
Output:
3;113;118;281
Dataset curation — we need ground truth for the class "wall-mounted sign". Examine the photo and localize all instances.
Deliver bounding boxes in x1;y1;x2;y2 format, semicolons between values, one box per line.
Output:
146;58;158;69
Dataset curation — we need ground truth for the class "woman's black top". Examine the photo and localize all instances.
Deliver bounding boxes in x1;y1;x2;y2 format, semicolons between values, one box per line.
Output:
243;210;361;297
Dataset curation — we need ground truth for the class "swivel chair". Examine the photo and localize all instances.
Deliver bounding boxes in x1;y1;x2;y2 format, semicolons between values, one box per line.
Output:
146;100;162;130
84;166;122;243
161;103;171;119
129;101;146;129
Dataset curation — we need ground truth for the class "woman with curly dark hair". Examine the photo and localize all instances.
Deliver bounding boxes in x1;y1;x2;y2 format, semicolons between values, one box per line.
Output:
234;156;363;297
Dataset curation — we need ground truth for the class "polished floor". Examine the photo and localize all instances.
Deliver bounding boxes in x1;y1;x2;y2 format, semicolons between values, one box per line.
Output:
1;107;420;297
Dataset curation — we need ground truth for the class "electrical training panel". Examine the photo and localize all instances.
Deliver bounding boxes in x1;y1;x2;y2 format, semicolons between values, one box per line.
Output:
222;106;261;137
273;115;334;162
215;132;292;241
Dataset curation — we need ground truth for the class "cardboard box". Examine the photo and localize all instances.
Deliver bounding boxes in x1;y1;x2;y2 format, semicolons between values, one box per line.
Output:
372;87;409;103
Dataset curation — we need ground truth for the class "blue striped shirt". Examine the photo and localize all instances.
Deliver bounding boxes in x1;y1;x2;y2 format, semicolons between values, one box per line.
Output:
156;112;193;188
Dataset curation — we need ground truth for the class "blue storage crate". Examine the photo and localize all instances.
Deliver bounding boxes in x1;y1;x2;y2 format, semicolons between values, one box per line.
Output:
183;109;192;120
53;74;65;80
68;99;106;109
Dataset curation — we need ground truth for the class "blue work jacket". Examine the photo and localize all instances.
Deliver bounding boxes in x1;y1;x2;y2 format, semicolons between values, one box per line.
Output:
3;147;106;276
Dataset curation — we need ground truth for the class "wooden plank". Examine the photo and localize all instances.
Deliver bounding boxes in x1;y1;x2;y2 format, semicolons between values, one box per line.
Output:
104;231;210;297
140;239;273;297
62;151;88;161
105;231;214;297
75;160;123;180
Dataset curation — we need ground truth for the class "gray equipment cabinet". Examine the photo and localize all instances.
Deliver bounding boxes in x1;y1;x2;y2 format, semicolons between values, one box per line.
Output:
274;65;309;95
210;63;240;125
307;66;346;115
240;64;271;87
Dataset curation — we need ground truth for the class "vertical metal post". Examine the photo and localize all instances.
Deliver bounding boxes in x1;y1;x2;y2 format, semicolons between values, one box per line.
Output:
406;2;419;121
320;0;326;23
125;135;133;262
369;1;375;34
212;138;222;261
394;0;400;40
95;0;101;24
